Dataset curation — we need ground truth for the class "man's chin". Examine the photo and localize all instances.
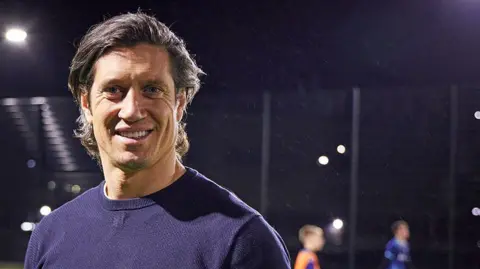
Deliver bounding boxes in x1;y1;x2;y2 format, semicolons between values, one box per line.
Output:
114;154;148;171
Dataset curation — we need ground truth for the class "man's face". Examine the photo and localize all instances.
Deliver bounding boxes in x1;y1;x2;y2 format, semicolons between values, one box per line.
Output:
81;44;186;171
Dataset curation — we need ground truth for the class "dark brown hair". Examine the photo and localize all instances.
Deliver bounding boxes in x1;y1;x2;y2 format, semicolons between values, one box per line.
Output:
68;11;205;161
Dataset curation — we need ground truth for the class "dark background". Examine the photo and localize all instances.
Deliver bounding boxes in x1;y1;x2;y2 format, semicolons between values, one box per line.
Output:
0;0;479;268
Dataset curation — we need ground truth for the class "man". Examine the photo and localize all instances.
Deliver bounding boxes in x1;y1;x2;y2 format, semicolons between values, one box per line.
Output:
294;225;325;269
379;220;415;269
25;12;291;269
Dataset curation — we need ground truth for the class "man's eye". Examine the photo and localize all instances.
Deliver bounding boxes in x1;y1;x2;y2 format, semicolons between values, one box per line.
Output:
104;87;121;94
144;86;162;95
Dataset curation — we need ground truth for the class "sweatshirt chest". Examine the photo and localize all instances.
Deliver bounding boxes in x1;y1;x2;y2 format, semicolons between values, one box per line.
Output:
39;212;229;269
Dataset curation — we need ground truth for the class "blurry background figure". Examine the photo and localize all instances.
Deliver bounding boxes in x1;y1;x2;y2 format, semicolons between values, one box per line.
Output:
294;224;325;269
379;220;416;269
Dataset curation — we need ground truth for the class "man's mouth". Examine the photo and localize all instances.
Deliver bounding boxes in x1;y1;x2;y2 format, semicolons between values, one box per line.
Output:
116;130;153;139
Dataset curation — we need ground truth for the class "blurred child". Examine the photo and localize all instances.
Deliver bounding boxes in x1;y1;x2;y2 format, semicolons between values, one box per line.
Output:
379;220;416;269
294;224;325;269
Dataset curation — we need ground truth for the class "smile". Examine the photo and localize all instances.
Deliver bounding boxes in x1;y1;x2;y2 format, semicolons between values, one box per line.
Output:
116;130;153;139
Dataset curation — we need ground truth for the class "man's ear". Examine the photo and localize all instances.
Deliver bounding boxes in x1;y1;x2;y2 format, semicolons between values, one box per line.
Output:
80;91;93;123
175;90;187;122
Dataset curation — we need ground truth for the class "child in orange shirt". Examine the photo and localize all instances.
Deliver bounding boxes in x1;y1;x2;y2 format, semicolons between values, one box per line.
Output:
294;225;325;269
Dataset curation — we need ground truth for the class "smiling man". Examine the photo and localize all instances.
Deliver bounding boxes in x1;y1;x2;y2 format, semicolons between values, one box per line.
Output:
24;12;290;269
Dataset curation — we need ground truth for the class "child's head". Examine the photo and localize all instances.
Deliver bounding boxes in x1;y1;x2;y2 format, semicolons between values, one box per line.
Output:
299;225;325;251
391;220;410;241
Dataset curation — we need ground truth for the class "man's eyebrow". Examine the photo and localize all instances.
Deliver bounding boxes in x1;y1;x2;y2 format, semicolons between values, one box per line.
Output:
143;79;169;89
97;75;129;87
96;77;170;89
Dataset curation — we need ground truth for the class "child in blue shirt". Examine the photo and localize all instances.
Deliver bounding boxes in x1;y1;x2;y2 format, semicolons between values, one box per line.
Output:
379;220;416;269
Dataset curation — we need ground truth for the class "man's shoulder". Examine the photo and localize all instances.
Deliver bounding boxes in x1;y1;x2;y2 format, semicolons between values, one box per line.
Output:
175;168;267;243
184;169;291;267
35;184;101;231
224;214;291;268
182;168;260;219
25;183;102;264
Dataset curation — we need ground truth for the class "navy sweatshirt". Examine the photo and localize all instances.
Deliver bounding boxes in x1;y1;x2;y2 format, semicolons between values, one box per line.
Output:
25;167;291;268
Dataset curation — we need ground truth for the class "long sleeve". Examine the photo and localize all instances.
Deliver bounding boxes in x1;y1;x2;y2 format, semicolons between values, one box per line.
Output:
24;229;41;269
225;216;291;269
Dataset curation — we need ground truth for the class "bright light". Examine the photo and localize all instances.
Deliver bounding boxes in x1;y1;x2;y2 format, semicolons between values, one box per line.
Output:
337;145;346;154
472;207;480;216
318;156;329;166
5;28;27;43
20;222;35;232
39;205;52;216
333;219;344;230
475;111;480;120
30;97;46;105
1;98;18;106
26;159;36;168
71;184;81;194
47;181;56;190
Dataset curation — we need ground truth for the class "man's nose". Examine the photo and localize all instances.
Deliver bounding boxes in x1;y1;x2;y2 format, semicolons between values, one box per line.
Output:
118;89;146;122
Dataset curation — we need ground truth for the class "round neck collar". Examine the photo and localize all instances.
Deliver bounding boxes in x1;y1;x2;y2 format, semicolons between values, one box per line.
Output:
99;167;196;211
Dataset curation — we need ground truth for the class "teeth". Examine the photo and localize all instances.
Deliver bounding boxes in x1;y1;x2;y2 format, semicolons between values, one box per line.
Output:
118;131;149;139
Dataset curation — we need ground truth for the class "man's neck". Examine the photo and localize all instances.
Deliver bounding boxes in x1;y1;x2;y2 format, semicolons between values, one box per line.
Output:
102;153;186;200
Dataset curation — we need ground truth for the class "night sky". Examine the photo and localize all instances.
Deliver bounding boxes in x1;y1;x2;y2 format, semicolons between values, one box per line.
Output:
2;0;480;98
